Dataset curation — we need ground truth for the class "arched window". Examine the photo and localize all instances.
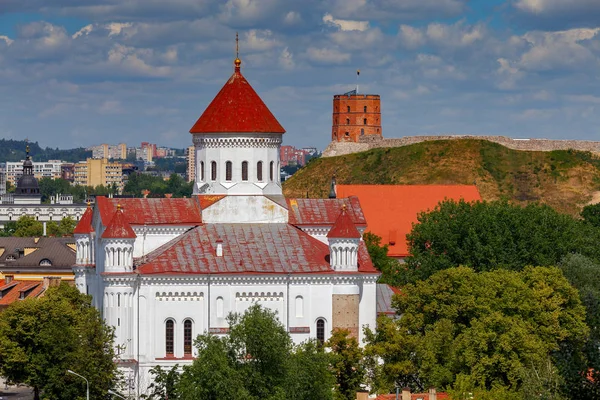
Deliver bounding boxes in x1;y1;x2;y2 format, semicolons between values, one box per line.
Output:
39;259;52;266
257;161;263;181
360;128;365;136
211;161;217;181
241;161;248;181
270;161;274;182
165;320;174;355
295;296;304;318
316;319;325;344
184;320;192;355
364;105;367;112
346;118;350;125
226;161;232;181
363;118;367;125
216;296;224;318
347;106;350;112
200;161;205;181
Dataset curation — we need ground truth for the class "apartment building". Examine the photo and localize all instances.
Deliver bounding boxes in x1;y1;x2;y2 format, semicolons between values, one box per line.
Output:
74;158;123;192
186;145;195;183
89;143;127;160
5;160;64;186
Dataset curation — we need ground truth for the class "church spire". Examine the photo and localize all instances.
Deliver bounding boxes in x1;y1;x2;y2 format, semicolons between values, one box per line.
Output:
234;32;242;73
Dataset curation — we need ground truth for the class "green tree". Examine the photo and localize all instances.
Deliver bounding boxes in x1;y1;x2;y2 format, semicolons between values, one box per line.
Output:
47;216;77;237
0;221;17;237
176;304;334;400
13;215;43;237
142;365;181;400
581;203;600;228
363;232;400;283
403;200;600;284
364;267;588;395
327;329;365;400
0;283;117;400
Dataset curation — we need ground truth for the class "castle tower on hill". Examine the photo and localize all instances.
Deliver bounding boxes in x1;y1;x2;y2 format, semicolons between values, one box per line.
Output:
332;92;382;142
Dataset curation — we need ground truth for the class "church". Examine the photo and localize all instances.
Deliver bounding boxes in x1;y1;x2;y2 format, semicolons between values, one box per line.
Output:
72;50;380;388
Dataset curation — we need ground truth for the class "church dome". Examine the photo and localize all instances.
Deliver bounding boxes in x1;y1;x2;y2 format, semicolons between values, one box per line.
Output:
16;174;39;194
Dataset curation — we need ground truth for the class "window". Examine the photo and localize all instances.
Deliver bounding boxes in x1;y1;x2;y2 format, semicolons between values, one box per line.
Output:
270;161;274;181
184;320;192;355
345;132;350;137
363;118;367;125
211;161;217;181
242;161;248;181
165;320;174;355
39;259;52;266
316;319;325;344
361;128;365;136
216;296;224;318
347;106;350;112
200;161;205;181
257;161;263;181
226;161;232;181
364;105;367;112
346;118;350;125
295;296;304;318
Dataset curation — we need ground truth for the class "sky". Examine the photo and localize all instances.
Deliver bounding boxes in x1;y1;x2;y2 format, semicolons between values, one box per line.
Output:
0;0;599;151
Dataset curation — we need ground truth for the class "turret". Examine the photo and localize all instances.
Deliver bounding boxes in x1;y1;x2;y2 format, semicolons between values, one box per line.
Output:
101;204;136;273
74;202;95;265
327;205;361;271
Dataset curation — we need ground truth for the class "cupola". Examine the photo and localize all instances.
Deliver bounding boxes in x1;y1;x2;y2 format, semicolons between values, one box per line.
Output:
327;205;361;271
102;204;136;272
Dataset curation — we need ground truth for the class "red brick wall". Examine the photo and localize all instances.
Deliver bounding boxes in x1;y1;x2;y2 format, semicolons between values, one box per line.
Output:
332;94;382;142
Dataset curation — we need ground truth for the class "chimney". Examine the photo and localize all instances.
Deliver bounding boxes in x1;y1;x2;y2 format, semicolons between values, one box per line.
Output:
356;391;369;400
402;388;411;400
216;239;223;257
429;387;437;400
43;221;47;237
5;275;14;284
43;276;61;289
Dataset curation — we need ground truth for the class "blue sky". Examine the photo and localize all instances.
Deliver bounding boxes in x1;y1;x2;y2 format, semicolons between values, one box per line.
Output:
0;0;599;151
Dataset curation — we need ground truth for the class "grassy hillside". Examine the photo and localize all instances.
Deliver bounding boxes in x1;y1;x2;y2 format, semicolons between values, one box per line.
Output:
283;139;600;215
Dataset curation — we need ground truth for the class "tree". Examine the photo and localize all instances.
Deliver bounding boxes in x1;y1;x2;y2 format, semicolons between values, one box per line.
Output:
47;216;77;237
364;267;588;395
176;304;334;400
327;329;365;400
0;283;118;400
363;232;400;283
403;200;600;284
13;215;43;237
581;203;600;228
142;365;181;400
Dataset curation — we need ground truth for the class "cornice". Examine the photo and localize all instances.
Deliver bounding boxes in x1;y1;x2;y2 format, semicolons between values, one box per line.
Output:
193;136;282;149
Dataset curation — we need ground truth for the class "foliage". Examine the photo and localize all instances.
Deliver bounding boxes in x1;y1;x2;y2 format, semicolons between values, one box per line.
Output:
141;365;181;400
363;232;400;284
0;221;17;237
402;200;600;284
0;283;117;400
123;173;193;197
282;139;600;215
327;329;365;400
177;304;334;400
38;177;116;203
364;267;588;395
581;203;600;228
13;215;43;237
47;216;77;237
0;139;91;163
9;215;76;237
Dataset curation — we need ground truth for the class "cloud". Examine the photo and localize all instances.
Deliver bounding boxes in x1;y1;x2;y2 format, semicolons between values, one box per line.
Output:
0;36;15;45
512;0;600;29
306;47;351;64
324;0;467;20
322;13;369;32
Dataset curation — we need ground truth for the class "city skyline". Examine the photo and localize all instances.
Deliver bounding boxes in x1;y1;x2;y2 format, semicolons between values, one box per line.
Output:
0;0;599;150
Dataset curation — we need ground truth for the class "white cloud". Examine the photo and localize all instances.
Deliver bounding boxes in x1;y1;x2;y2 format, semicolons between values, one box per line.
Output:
0;36;13;45
306;47;350;64
399;25;425;49
514;0;600;15
322;13;369;32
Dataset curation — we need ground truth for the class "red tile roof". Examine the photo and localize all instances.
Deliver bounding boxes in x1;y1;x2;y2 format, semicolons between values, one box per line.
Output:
0;279;45;307
287;197;367;226
189;63;285;134
327;207;361;239
73;204;94;234
101;206;136;239
96;197;202;226
336;185;481;257
197;195;226;210
376;392;449;400
136;223;377;275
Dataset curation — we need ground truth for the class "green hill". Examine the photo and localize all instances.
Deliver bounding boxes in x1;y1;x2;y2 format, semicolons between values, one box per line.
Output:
283;139;600;215
0;139;91;163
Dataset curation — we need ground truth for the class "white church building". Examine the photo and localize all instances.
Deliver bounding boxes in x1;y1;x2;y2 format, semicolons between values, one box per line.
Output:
73;54;380;390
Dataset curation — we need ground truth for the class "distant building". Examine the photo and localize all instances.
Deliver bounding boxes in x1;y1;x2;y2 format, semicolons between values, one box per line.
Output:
89;143;127;160
61;163;75;182
0;163;6;195
74;158;123;191
186;145;195;182
5;159;64;186
280;145;308;167
0;276;67;310
332;92;382;142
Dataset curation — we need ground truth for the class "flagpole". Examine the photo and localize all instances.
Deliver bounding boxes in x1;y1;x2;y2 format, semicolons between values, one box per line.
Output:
356;70;360;94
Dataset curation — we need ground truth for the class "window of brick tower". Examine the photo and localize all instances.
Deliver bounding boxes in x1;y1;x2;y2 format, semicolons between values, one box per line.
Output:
345;132;350;137
226;161;232;181
211;161;217;181
346;118;350;125
347;106;350;112
361;128;364;136
242;161;248;181
363;118;367;125
364;105;367;112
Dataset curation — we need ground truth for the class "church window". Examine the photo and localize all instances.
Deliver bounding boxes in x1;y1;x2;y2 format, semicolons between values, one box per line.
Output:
216;297;224;318
364;105;367;112
184;320;193;355
346;118;350;125
118;293;121;307
165;320;174;355
226;161;232;181
242;161;248;181
363;118;367;125
347;106;350;112
316;319;325;344
270;161;274;182
257;161;263;181
211;161;217;181
295;296;304;318
200;161;205;181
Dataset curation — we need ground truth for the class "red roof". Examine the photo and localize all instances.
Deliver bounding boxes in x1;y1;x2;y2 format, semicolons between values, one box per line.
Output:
189;62;285;134
327;207;361;239
0;279;45;307
336;185;482;257
101;206;136;239
73;204;94;234
136;223;377;275
96;197;202;226
376;392;448;400
287;197;367;226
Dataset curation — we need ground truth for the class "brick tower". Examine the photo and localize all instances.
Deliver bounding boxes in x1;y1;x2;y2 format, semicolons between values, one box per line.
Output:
332;92;382;142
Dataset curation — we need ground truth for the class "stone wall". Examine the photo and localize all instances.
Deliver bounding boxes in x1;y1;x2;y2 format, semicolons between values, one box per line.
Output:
322;135;600;158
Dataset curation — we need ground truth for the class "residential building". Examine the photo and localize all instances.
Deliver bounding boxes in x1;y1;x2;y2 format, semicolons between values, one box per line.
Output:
89;143;127;160
0;275;66;310
74;158;123;191
0;163;5;195
186;145;195;182
5;159;64;186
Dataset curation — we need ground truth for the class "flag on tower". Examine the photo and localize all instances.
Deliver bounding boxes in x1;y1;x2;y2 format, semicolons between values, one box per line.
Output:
357;70;360;76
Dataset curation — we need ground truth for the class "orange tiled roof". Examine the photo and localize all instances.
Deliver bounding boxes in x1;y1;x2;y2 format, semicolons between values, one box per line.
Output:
336;185;481;257
376;392;449;400
0;279;45;307
73;204;94;234
328;207;361;239
101;206;136;239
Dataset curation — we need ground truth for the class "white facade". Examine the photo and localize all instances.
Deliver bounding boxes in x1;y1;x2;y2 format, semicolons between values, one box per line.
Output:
5;160;64;186
0;204;86;229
